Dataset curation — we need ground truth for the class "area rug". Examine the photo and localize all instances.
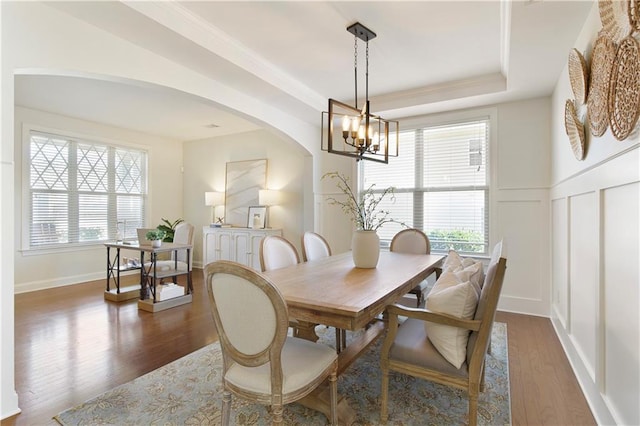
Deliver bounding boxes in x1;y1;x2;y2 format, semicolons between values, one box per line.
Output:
54;323;510;425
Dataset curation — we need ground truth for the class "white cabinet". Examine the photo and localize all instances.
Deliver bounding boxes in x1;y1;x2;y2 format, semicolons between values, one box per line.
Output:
203;227;282;271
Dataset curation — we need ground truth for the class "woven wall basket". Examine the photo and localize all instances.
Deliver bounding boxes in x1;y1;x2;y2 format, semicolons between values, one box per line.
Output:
629;0;640;33
599;0;633;43
569;48;589;104
608;36;640;141
565;100;586;161
587;33;617;137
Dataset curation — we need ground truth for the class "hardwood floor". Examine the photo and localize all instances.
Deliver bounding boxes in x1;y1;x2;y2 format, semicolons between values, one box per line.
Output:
4;270;595;426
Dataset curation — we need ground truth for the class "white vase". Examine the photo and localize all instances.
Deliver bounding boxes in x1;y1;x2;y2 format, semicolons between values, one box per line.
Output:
351;230;380;268
152;239;162;248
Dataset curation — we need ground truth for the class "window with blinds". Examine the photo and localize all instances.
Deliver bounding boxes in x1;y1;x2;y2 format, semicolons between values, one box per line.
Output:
360;118;489;255
28;131;147;248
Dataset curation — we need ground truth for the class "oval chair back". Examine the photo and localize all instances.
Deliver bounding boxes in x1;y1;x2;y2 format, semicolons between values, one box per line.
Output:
259;235;300;272
302;232;332;262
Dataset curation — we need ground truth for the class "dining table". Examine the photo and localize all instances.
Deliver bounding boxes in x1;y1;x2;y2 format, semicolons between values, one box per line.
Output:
261;250;444;424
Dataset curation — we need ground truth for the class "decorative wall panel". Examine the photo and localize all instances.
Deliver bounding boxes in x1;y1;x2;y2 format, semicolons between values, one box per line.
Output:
569;191;598;381
603;182;640;425
551;198;569;328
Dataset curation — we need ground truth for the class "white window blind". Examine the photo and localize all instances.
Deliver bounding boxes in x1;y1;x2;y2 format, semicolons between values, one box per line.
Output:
28;131;147;248
361;118;489;255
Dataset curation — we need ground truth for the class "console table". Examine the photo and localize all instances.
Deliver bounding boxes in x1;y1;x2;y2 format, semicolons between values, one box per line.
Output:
104;241;193;312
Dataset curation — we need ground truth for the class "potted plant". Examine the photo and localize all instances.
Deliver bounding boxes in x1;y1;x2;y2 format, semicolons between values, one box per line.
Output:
323;171;400;268
156;218;184;242
145;229;167;248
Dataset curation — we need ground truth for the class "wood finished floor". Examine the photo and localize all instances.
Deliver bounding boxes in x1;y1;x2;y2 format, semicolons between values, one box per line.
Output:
5;270;595;426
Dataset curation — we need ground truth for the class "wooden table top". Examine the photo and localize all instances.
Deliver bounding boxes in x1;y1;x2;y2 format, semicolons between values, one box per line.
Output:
262;251;444;331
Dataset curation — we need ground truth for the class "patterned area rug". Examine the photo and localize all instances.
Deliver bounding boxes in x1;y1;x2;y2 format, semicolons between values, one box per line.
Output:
54;323;510;425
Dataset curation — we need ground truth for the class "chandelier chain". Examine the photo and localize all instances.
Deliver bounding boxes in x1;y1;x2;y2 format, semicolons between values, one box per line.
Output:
366;41;369;109
354;34;358;109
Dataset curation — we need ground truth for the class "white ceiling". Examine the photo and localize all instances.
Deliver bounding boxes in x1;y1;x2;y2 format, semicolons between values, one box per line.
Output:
14;1;594;142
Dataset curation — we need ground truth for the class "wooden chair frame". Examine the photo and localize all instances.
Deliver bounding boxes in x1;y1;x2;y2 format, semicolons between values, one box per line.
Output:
380;245;507;426
205;260;338;425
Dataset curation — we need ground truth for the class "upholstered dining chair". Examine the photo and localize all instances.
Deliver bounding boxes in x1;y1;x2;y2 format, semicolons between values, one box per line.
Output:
301;231;331;262
204;260;338;425
259;235;300;272
390;228;439;307
260;235;302;335
301;231;346;353
380;241;507;426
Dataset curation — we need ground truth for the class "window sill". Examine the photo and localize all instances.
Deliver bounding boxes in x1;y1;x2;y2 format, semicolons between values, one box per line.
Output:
19;243;106;257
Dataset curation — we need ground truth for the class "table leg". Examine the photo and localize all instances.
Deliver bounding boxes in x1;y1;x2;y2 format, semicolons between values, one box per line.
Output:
293;320;319;342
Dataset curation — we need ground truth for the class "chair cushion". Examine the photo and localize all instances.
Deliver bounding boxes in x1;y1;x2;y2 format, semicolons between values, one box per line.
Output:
390;317;469;378
425;280;479;369
225;337;337;395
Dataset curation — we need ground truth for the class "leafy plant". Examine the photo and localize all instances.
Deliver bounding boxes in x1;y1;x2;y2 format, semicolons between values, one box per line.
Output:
322;171;402;231
157;218;184;242
145;229;167;241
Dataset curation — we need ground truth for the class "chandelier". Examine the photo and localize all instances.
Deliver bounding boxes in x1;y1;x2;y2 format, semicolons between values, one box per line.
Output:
322;22;399;164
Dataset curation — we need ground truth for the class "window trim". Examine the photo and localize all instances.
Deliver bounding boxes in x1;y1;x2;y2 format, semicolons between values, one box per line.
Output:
359;106;498;255
21;123;150;253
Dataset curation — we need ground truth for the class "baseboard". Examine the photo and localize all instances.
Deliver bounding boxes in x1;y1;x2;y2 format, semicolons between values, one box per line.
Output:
497;294;550;317
551;315;617;425
0;389;20;420
14;270;136;294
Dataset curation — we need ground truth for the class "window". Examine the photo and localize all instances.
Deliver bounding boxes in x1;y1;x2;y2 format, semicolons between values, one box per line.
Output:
27;130;147;249
361;117;490;255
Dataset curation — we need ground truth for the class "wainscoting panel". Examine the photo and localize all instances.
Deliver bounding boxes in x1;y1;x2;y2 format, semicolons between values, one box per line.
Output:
551;198;569;329
551;147;639;425
568;191;598;382
602;182;640;426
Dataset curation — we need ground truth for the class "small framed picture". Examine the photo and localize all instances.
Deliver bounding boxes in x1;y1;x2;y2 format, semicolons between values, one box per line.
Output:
247;206;267;229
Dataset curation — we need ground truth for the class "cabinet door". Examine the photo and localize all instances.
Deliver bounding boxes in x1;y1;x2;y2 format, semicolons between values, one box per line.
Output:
233;231;251;266
249;233;266;271
204;231;217;265
217;231;233;261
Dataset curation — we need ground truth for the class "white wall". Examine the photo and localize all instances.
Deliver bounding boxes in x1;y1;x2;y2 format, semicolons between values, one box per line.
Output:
494;98;551;316
183;129;308;264
550;2;640;425
13;106;183;293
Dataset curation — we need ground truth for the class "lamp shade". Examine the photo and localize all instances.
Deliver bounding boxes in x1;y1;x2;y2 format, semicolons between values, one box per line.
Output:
258;189;281;206
205;191;224;206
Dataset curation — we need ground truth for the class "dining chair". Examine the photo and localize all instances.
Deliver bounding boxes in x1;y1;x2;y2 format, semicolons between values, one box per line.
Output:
301;231;332;262
260;235;302;336
390;228;439;307
380;241;507;426
301;231;346;352
259;235;300;272
204;260;338;425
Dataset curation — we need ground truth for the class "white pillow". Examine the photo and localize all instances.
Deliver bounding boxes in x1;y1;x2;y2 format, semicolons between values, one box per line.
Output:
441;250;484;292
442;249;463;271
425;280;479;369
429;270;460;294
